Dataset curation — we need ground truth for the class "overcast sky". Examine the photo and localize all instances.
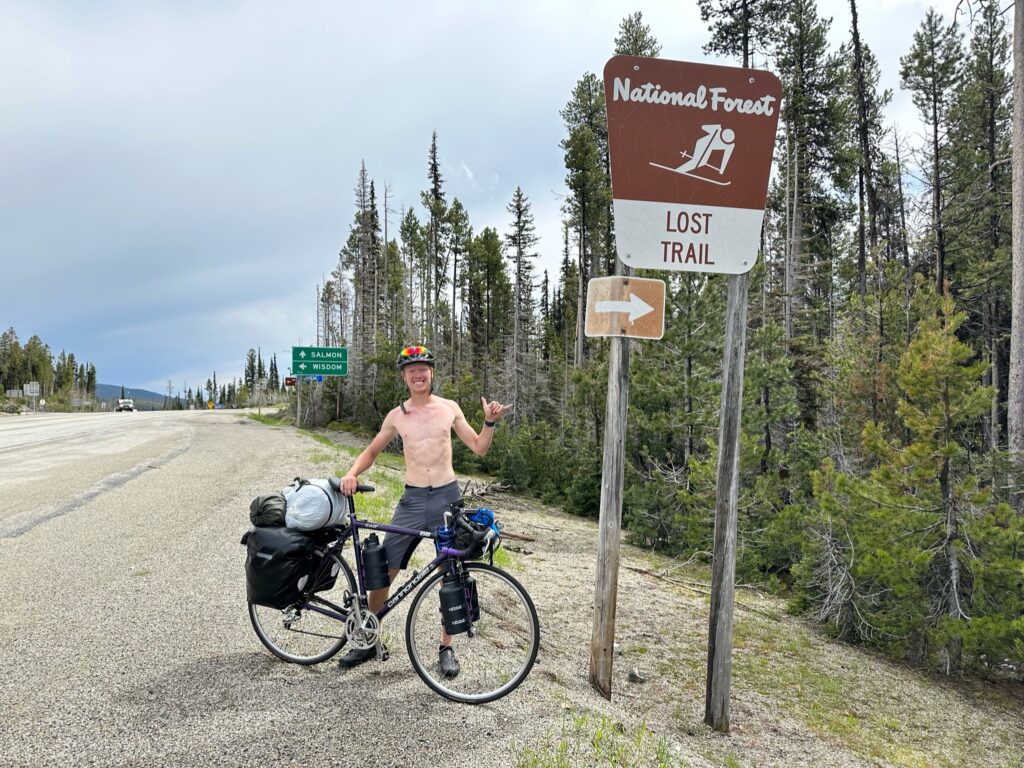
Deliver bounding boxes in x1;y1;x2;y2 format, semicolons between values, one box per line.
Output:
1;0;970;395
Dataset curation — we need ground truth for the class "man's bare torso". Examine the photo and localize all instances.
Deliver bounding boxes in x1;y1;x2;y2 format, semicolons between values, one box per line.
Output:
389;395;459;488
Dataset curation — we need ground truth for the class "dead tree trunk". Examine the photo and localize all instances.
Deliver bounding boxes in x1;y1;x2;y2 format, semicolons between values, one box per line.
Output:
1008;0;1024;511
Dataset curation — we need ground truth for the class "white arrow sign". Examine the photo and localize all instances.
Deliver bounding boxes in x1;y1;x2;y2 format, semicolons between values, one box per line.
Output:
595;293;655;323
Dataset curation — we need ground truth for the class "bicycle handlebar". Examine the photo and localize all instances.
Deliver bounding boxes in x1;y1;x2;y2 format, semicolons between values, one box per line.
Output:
452;511;475;531
328;478;375;494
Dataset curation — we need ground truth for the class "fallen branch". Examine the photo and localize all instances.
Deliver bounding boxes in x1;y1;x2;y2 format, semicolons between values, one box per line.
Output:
463;480;511;498
500;530;536;542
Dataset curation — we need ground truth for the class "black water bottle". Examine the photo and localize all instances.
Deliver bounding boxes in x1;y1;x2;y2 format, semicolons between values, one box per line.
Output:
363;534;390;590
439;574;469;634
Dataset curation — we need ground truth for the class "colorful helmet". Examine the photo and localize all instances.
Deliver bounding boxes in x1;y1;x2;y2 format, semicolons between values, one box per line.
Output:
398;344;435;369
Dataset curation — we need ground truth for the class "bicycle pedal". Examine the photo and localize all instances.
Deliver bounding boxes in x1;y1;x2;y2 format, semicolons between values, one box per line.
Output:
378;648;390;661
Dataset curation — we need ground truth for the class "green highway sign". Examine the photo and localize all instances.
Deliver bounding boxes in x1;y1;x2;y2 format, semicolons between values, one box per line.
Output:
292;346;348;377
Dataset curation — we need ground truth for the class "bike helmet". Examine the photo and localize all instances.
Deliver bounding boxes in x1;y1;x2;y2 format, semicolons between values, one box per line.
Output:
398;344;435;369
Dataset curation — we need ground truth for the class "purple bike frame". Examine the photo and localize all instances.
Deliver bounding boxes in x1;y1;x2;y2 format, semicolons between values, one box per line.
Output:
300;498;468;624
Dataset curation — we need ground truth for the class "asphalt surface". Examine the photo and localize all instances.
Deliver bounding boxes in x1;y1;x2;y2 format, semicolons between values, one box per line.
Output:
0;410;660;768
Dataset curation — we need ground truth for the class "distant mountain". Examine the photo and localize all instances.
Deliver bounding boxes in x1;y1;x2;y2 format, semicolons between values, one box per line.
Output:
96;384;167;408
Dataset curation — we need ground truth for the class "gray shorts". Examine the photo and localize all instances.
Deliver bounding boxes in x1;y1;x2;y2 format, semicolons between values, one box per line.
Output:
384;480;461;570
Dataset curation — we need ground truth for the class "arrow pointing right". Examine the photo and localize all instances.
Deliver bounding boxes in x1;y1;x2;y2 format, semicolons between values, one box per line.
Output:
595;293;655;323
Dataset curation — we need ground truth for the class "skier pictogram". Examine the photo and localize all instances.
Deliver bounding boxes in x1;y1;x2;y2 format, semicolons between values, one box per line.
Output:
650;124;735;186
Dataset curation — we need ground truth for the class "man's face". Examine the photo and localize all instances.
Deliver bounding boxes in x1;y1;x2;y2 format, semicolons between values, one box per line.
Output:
402;363;433;392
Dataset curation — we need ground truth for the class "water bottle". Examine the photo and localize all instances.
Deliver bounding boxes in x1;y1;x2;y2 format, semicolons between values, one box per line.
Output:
439;573;469;634
362;534;390;590
434;525;454;555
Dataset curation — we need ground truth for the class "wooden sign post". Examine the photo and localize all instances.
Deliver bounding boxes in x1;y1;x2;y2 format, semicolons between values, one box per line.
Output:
705;270;748;731
585;274;666;697
602;55;781;727
588;266;632;699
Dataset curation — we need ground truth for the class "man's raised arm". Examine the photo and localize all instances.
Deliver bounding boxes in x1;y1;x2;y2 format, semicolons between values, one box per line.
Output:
452;397;511;457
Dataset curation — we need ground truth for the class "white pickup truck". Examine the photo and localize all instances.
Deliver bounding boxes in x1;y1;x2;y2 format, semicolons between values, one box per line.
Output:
115;399;136;412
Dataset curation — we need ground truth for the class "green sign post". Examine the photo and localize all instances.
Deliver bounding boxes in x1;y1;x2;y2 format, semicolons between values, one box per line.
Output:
291;346;348;376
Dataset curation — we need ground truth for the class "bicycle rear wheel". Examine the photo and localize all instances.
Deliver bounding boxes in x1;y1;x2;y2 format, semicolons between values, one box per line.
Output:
248;548;355;665
405;562;540;704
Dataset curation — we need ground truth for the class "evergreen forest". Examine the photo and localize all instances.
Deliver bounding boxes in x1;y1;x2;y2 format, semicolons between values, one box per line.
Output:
0;327;98;410
223;5;1024;678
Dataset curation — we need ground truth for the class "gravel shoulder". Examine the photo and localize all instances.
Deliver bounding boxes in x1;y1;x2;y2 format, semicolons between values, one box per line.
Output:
1;414;1020;768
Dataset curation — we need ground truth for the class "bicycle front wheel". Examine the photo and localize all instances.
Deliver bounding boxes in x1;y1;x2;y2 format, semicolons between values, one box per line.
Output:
248;548;355;665
405;562;540;704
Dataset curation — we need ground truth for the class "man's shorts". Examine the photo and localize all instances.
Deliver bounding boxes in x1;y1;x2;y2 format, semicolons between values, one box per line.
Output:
383;480;461;570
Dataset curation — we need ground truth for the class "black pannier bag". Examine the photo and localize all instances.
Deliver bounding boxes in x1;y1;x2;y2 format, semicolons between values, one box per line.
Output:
244;526;317;608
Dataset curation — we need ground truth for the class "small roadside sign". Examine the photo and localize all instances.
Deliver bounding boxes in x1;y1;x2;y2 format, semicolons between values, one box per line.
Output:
284;377;297;387
24;382;40;396
585;276;665;340
604;56;782;274
292;346;348;377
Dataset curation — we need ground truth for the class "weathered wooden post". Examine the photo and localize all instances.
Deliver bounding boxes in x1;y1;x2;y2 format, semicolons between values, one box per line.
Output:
585;271;666;698
589;299;630;698
705;270;748;731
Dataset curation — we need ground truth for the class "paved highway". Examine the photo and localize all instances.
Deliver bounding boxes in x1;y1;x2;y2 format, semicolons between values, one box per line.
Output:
0;410;204;537
0;409;562;768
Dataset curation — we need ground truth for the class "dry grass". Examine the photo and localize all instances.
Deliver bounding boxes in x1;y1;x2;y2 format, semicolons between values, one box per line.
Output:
500;492;1024;768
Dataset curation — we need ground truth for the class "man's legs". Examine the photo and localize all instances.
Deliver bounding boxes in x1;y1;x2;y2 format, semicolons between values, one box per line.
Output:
367;568;400;613
340;482;461;674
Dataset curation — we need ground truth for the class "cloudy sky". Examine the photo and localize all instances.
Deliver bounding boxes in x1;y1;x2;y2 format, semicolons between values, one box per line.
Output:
1;0;970;395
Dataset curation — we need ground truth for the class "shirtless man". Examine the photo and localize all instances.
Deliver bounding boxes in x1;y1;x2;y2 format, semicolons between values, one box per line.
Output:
336;344;510;675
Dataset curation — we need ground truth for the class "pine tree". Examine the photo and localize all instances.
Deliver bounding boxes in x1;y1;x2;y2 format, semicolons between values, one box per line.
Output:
774;0;856;422
464;227;513;398
0;328;24;392
244;349;256;390
563;123;608;366
945;0;1012;455
849;1;891;326
421;132;449;350
269;355;279;392
803;286;992;672
899;9;963;293
613;11;662;57
447;198;473;384
400;207;427;341
506;187;539;427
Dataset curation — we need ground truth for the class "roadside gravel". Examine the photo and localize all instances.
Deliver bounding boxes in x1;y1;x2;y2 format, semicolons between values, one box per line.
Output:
1;414;1020;768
